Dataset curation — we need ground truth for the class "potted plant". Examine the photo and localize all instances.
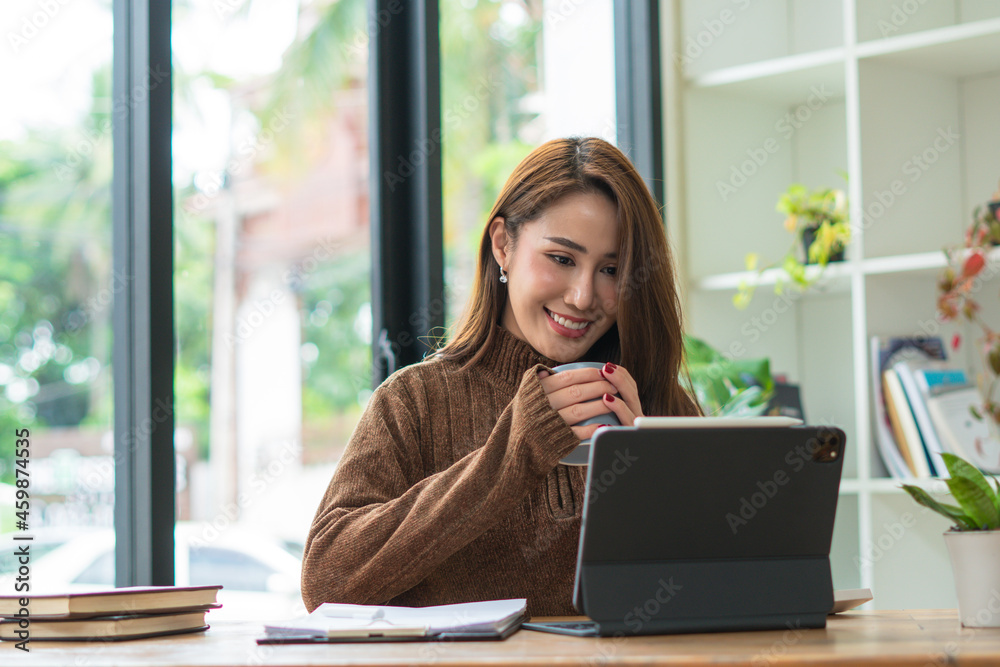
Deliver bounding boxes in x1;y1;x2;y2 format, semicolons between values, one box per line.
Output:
937;183;1000;426
735;181;851;309
902;453;1000;627
683;335;774;415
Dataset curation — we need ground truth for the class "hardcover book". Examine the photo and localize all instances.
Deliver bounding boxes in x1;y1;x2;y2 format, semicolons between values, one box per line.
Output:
0;609;209;641
0;585;222;619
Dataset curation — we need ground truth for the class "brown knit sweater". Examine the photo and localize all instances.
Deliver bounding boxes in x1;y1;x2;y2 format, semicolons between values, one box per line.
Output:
301;327;587;617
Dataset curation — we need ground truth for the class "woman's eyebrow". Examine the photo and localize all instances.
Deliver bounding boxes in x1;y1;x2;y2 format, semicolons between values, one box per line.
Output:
544;236;617;258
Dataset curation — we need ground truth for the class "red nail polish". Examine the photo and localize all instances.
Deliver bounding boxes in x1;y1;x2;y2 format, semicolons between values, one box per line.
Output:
604;362;616;374
604;393;615;402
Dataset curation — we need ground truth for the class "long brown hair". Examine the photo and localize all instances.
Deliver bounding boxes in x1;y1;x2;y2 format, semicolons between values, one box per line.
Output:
437;137;699;417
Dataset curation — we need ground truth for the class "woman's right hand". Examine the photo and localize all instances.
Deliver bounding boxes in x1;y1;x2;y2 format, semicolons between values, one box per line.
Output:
537;366;619;442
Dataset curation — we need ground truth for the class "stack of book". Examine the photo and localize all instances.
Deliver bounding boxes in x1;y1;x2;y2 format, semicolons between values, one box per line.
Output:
871;335;1000;478
0;585;222;642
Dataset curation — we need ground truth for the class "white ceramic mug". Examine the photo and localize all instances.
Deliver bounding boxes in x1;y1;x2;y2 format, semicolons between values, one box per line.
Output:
549;362;621;465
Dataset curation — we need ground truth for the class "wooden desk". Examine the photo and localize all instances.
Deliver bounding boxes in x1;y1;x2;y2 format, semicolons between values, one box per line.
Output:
3;611;1000;666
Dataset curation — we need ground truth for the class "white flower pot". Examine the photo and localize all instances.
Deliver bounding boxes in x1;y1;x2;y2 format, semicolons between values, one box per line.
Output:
944;530;1000;627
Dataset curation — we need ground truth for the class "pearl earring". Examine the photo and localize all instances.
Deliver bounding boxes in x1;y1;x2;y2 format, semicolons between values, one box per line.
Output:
499;267;508;284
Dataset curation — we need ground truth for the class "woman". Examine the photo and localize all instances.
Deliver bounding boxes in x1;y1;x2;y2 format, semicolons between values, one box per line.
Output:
301;137;700;617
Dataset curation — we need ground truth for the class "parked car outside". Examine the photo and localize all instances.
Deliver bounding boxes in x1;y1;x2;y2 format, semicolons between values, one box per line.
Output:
2;522;306;621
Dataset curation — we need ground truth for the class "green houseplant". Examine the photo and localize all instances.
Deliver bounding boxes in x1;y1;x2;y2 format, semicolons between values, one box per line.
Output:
902;452;1000;627
735;182;851;309
683;335;773;416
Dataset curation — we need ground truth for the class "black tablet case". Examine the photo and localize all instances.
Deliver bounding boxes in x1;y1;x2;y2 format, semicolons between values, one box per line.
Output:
570;425;845;636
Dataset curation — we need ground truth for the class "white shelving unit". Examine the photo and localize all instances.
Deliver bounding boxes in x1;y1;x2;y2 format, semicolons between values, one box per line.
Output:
662;0;1000;610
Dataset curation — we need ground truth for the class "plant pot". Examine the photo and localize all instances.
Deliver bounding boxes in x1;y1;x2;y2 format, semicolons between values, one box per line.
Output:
801;226;846;265
943;530;1000;627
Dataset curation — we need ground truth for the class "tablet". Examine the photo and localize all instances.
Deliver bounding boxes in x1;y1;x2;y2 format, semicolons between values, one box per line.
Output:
634;416;803;428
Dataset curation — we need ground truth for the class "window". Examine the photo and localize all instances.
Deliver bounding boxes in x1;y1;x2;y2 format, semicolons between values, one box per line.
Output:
171;0;370;616
0;0;114;545
440;0;617;324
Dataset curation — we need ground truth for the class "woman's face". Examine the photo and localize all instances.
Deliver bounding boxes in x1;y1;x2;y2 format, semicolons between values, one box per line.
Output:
491;191;620;363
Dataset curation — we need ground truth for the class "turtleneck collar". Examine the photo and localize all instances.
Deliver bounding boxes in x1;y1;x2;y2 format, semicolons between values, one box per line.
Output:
478;325;559;390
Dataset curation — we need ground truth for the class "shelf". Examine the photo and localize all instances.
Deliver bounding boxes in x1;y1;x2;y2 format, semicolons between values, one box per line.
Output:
696;259;854;292
686;50;845;105
671;1;1000;610
856;17;1000;79
692;250;982;292
862;477;951;495
683;18;1000;104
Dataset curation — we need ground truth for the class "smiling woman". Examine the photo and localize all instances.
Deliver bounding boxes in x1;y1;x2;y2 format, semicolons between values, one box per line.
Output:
301;137;700;619
491;192;620;362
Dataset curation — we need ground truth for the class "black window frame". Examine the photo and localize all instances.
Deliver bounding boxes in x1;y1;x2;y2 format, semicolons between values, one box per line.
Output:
112;0;175;586
112;0;661;585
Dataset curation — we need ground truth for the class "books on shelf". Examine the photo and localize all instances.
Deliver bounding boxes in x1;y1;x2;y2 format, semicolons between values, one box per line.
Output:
926;386;1000;475
892;358;952;476
870;336;947;479
881;369;930;478
869;335;1000;478
0;610;210;642
915;368;969;396
0;585;221;642
260;598;528;643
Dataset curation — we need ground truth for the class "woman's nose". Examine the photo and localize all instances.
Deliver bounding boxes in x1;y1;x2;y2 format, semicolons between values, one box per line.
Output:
565;273;596;310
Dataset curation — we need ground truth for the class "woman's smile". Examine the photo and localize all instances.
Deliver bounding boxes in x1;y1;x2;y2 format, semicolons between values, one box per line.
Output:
545;308;592;337
492;191;619;362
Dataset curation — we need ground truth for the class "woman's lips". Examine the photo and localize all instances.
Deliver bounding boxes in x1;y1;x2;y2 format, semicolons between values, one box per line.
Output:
546;308;592;338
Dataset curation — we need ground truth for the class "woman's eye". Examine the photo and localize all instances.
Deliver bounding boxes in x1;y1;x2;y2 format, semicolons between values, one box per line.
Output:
603;266;617;277
549;255;572;266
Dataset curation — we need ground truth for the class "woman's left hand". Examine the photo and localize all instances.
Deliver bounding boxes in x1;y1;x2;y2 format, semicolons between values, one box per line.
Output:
598;362;644;426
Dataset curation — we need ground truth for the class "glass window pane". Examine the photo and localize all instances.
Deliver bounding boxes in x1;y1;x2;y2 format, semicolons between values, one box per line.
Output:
440;0;616;324
189;546;272;592
173;0;370;620
0;0;114;583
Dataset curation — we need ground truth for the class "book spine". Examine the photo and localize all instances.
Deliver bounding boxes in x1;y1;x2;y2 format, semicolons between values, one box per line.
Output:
881;373;917;476
870;337;912;479
883;369;932;478
894;363;947;477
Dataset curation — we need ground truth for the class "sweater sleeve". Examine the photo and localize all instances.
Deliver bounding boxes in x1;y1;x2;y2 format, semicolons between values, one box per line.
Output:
300;363;579;612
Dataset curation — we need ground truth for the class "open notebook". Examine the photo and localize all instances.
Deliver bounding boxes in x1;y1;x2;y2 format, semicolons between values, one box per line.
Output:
259;598;527;644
